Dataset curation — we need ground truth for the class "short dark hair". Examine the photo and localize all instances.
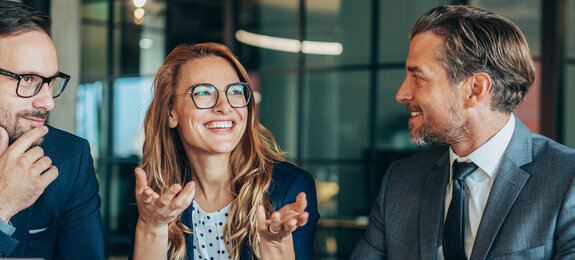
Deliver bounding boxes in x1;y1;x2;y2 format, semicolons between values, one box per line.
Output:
0;0;51;37
411;5;535;113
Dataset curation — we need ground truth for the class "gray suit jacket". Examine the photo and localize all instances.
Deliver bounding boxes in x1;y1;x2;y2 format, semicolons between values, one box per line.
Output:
351;118;575;259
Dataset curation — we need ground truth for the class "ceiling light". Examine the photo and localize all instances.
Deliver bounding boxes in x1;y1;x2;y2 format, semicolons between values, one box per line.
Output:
235;30;342;55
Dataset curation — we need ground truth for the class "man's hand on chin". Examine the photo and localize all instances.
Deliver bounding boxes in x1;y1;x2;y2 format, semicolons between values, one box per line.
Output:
0;126;58;223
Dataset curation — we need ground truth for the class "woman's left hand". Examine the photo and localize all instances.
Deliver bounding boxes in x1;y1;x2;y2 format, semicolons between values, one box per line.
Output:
256;192;309;243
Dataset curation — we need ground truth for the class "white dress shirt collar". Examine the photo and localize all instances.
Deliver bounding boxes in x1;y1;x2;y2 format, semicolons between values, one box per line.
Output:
449;114;516;178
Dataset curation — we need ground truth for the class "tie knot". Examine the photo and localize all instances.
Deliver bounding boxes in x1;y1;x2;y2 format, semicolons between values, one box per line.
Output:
452;161;478;181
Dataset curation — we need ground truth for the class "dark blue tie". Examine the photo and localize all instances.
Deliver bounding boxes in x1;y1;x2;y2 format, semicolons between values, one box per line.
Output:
443;161;478;260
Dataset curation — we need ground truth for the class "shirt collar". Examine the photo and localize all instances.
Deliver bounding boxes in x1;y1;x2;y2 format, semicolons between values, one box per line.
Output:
449;114;515;179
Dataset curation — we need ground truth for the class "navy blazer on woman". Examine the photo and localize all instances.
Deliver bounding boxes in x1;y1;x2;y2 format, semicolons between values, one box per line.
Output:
0;126;104;259
129;161;320;259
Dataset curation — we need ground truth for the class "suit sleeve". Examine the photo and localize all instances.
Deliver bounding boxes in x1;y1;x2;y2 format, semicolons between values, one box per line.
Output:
0;220;17;256
555;172;575;258
0;227;19;257
349;162;396;260
55;139;105;259
287;171;319;260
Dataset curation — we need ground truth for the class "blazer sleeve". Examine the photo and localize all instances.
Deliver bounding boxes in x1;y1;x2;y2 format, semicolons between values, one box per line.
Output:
0;228;19;257
270;163;320;260
292;171;319;260
54;139;105;259
349;162;396;260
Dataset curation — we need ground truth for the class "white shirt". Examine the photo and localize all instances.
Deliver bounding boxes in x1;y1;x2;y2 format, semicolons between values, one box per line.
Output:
439;114;515;259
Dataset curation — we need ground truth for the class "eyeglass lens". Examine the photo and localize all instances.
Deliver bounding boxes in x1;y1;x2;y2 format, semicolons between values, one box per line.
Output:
17;75;66;98
192;83;251;108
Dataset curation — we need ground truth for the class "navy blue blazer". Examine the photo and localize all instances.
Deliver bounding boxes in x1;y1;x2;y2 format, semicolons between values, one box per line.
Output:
0;126;104;259
129;161;320;259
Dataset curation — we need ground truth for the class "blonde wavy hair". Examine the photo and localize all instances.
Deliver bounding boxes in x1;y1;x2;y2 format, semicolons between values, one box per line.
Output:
141;42;285;260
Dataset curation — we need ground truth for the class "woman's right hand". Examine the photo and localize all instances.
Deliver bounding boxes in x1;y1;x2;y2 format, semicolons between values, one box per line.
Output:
134;167;195;229
133;167;195;260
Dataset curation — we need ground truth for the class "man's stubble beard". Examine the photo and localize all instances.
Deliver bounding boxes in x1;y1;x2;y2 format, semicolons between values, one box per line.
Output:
0;109;48;147
409;100;469;147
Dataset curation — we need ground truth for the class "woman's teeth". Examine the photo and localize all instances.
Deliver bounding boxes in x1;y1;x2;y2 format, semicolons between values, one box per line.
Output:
205;121;233;129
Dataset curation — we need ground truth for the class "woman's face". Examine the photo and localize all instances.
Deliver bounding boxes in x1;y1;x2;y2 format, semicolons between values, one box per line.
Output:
170;56;249;157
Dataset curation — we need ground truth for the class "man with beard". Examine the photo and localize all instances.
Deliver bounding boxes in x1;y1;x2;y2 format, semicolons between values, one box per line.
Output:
351;5;575;260
0;1;104;258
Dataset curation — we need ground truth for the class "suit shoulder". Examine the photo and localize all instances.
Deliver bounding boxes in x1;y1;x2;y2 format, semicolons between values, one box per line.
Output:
270;161;316;199
42;126;91;165
45;126;87;144
272;161;314;186
269;161;318;219
531;132;575;159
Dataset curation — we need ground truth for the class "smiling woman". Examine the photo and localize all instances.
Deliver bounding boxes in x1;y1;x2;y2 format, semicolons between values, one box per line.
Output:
128;42;319;260
169;56;249;156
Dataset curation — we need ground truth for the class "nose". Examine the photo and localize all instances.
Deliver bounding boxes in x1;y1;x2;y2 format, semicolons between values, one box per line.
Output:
212;91;233;114
395;77;413;104
32;82;55;112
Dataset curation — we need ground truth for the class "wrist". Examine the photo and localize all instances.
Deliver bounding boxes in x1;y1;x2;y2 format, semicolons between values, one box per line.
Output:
136;218;168;235
259;234;295;259
134;218;170;260
0;208;15;224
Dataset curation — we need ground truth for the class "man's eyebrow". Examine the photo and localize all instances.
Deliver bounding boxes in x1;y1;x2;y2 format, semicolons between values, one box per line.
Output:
16;71;60;78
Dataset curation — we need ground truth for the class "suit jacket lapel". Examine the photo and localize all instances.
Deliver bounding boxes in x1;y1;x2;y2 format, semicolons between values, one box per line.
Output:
470;117;533;260
420;149;451;260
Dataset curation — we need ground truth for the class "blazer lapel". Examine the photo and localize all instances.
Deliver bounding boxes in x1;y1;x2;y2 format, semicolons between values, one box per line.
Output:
470;117;533;260
420;150;451;260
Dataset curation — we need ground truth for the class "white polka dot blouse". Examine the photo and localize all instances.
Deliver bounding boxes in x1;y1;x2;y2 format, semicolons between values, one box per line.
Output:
191;200;232;260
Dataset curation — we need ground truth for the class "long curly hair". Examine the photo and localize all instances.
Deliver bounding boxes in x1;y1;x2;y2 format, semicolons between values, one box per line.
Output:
141;42;285;260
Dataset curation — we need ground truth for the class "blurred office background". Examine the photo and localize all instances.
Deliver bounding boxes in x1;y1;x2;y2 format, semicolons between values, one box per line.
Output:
17;0;575;258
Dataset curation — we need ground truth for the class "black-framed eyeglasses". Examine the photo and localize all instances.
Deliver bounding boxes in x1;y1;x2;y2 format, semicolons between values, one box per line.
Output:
182;82;252;109
0;68;70;98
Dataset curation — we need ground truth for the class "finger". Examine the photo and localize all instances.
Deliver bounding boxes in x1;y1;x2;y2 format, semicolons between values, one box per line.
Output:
8;126;48;154
39;166;58;187
30;156;52;175
296;212;309;227
0;126;8;154
156;184;182;207
269;211;282;234
134;167;148;195
23;146;45;165
294;192;307;212
171;181;195;209
277;192;307;219
283;218;298;233
256;205;268;234
182;181;196;205
141;187;156;204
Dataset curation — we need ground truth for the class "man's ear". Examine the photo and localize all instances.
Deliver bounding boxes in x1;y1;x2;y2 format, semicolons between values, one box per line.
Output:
168;110;178;128
464;72;492;108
